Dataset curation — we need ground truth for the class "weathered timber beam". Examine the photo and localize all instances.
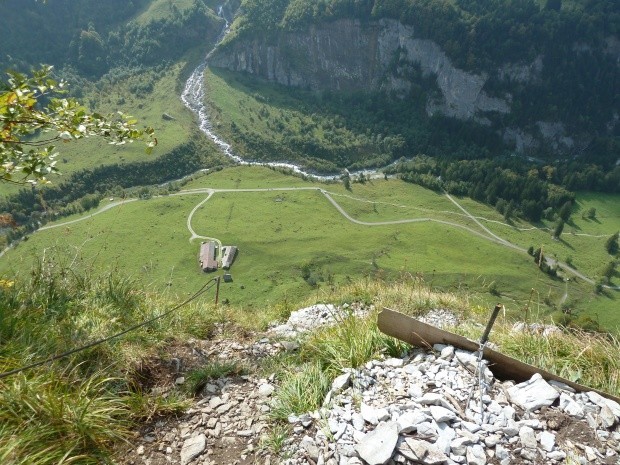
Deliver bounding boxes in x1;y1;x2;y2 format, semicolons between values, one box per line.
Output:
378;308;620;404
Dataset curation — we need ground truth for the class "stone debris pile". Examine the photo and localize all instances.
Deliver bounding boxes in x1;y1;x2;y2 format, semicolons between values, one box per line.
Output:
283;344;620;465
269;303;369;338
121;308;618;465
270;305;458;338
127;374;279;465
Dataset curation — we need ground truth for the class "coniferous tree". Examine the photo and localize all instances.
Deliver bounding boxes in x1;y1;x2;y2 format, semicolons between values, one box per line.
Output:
553;220;565;239
558;201;573;222
605;232;619;256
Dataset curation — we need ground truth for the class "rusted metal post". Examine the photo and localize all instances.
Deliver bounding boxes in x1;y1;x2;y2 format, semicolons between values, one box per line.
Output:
215;276;221;306
480;304;503;345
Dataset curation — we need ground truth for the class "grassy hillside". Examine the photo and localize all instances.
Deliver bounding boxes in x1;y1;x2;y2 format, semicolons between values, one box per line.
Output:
1;257;620;463
133;0;199;25
2;166;617;330
52;63;199;178
204;68;405;173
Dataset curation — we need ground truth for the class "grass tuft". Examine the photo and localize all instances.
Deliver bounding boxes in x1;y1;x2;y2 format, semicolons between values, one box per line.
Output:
185;361;247;395
301;310;407;376
125;389;190;422
259;423;291;455
0;368;129;465
497;327;620;395
270;362;331;421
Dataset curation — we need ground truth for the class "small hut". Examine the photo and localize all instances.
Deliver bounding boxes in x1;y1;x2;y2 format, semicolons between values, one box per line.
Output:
221;246;238;270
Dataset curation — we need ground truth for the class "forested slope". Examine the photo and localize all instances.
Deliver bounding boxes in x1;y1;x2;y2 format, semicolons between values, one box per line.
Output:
212;0;619;168
0;0;223;77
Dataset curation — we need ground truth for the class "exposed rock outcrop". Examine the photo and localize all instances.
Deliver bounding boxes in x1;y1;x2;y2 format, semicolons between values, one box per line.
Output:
210;19;510;122
209;15;620;160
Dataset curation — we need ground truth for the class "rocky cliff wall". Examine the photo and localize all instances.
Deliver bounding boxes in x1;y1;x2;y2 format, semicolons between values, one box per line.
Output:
210;19;510;123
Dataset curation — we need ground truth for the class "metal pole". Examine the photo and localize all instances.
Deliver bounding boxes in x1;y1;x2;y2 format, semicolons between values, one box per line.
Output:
471;303;503;424
480;304;503;345
214;276;221;306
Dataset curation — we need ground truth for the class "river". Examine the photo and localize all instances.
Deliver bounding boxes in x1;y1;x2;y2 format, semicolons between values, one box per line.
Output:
180;6;384;182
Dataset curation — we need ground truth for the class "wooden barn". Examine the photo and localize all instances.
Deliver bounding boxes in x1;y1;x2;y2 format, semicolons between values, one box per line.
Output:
199;241;218;272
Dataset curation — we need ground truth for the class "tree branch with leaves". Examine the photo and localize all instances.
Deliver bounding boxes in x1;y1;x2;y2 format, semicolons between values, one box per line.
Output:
0;65;156;184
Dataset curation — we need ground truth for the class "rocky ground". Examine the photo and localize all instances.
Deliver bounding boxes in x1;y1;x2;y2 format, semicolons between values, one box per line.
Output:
121;305;620;465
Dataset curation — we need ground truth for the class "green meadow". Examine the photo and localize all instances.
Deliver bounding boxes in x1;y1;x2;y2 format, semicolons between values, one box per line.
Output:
133;0;198;25
2;166;617;329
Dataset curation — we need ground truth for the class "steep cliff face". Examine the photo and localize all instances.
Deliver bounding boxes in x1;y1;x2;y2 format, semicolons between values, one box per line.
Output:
212;19;379;89
211;19;510;123
210;14;619;161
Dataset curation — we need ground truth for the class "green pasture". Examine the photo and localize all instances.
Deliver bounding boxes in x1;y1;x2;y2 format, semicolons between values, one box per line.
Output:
183;165;326;189
205;67;320;146
573;192;620;234
326;183;464;222
133;0;198;25
1;167;617;327
204;67;381;170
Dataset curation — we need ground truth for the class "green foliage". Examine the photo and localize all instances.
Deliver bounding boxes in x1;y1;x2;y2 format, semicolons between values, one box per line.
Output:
553;219;565;239
0;257;226;462
386;156;579;222
582;207;596;220
0;0;149;74
494;325;620;394
0;0;222;78
558;201;573;222
116;1;223;68
600;260;617;284
125;389;191;421
0;370;129;465
259;423;290;455
302;310;409;375
0;66;155;184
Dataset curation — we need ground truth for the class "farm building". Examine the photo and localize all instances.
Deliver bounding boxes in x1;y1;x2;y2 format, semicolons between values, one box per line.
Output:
221;246;238;270
199;241;218;272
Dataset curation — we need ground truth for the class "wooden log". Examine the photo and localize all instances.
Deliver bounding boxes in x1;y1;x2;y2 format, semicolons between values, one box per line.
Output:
378;308;620;404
